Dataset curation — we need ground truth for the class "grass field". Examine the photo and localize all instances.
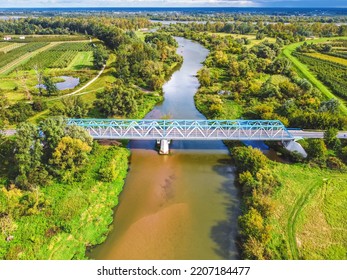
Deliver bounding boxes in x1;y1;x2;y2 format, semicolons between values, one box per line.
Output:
282;37;347;115
208;32;276;47
67;51;94;70
270;163;347;259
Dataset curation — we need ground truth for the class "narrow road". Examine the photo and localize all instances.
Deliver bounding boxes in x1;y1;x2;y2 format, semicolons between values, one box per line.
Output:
290;130;347;139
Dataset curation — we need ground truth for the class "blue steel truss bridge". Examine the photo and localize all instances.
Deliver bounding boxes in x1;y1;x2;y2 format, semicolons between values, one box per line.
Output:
67;119;294;154
67;119;294;141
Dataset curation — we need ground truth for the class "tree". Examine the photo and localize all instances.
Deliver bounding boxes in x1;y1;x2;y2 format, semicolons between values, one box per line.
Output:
6;102;34;124
14;123;46;189
256;32;265;40
50;96;90;118
267;58;291;74
94;83;139;117
43;76;58;96
199;67;211;87
50;136;92;182
99;158;118;182
34;64;43;96
149;75;165;91
232;146;268;176
39;117;66;159
340;146;347;163
239;208;267;241
239;171;258;194
306;139;327;161
215;50;229;67
324;127;341;151
255;168;279;195
32;99;48;112
65;125;93;146
319;99;340;114
298;79;312;91
0;93;9;120
93;44;108;69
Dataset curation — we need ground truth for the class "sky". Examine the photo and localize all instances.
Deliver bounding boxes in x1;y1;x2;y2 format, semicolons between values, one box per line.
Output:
0;0;346;8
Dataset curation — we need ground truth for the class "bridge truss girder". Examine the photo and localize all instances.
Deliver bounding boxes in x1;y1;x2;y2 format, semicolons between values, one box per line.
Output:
67;119;294;141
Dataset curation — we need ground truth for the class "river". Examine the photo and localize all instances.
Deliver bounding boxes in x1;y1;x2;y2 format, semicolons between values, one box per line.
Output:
89;37;241;260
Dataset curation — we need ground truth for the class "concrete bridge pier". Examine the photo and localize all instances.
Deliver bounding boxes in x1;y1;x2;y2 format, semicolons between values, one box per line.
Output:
283;140;307;158
158;139;171;155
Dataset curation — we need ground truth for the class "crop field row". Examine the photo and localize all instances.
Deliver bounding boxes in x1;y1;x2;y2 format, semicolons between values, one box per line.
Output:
294;52;347;100
21;50;79;70
21;42;95;70
330;39;347;48
0;42;26;53
0;42;49;69
328;51;347;60
9;35;89;43
304;52;347;67
52;42;94;51
0;42;11;49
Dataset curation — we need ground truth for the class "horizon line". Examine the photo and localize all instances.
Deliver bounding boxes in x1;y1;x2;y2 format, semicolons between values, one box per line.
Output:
0;6;347;9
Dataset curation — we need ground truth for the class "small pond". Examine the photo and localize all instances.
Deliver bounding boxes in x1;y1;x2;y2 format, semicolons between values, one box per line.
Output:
37;76;79;91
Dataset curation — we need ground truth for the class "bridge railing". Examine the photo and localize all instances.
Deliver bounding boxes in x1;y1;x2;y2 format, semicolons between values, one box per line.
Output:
67;119;294;141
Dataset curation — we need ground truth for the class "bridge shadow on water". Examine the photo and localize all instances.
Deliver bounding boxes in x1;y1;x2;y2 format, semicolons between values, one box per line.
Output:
128;139;228;151
210;158;242;260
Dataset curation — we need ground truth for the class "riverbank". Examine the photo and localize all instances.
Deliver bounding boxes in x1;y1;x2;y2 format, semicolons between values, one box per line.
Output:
177;32;347;259
0;144;129;259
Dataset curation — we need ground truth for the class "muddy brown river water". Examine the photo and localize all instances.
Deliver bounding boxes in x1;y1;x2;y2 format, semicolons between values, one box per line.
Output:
89;37;241;260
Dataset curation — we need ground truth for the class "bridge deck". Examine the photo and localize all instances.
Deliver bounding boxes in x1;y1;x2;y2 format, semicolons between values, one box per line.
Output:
67;119;294;141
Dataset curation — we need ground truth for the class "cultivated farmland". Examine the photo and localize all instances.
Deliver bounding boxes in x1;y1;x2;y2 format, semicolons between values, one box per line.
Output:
0;36;98;103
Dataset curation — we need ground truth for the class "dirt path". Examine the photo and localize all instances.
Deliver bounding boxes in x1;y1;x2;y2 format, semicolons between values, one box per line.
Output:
47;65;105;101
286;184;320;259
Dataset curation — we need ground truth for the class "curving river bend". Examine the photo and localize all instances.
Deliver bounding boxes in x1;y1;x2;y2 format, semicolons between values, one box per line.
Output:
89;37;241;260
